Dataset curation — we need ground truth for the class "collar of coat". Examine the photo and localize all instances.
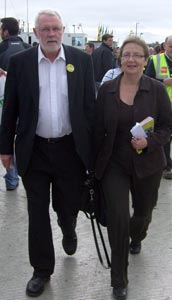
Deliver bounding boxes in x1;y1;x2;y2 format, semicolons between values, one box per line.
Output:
102;73;152;94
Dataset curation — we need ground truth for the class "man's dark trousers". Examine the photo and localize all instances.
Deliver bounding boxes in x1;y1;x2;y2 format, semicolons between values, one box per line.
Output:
22;134;85;278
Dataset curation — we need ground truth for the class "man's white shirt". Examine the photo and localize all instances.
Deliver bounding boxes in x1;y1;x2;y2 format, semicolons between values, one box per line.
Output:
36;45;72;138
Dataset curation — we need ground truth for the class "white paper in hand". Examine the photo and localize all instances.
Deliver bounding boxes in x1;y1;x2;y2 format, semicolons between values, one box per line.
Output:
130;122;147;138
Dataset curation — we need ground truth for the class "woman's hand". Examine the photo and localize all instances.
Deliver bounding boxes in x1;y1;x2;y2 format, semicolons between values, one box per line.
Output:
131;136;148;151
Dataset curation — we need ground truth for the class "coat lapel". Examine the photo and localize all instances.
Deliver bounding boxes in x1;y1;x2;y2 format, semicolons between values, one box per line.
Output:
26;47;39;107
63;45;77;106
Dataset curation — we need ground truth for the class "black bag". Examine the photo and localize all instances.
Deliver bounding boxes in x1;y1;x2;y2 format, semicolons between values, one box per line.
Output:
80;178;107;226
80;178;110;268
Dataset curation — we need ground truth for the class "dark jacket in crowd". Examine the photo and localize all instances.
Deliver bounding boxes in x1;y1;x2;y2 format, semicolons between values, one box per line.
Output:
92;42;114;82
0;35;30;70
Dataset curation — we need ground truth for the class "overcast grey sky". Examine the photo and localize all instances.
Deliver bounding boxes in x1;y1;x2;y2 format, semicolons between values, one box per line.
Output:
0;0;172;45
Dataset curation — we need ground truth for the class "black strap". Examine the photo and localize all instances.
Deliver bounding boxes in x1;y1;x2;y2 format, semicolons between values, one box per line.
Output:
82;186;111;268
90;214;111;269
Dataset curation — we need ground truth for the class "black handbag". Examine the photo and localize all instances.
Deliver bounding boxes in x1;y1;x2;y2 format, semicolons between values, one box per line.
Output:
80;179;111;268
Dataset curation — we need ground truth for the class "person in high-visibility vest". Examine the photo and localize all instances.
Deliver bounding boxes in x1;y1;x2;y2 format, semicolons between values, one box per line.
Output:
146;35;172;179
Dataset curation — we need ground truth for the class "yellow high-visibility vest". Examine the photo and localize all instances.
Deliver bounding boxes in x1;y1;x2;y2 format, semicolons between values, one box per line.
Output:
152;53;172;101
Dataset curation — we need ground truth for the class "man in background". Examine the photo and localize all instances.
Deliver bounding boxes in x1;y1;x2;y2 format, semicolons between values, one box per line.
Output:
85;42;94;55
92;33;114;93
0;17;30;190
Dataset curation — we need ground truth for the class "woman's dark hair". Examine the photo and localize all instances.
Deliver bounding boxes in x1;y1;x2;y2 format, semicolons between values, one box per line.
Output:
119;36;149;59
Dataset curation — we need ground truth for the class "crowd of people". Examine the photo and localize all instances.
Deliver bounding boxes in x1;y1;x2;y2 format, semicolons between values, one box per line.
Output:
0;10;172;300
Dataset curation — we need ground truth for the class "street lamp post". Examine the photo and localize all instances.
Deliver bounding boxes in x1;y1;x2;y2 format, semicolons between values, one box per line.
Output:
4;0;6;17
72;24;76;33
26;0;29;43
135;22;139;36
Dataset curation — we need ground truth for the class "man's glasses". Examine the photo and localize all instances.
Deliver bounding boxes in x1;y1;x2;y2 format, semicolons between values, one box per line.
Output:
121;53;145;60
37;27;64;34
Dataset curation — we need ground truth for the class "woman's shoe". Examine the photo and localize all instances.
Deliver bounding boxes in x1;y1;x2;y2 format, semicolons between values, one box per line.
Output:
129;240;141;254
113;287;127;300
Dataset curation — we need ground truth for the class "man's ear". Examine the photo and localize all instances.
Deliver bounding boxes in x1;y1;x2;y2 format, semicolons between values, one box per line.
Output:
3;29;9;38
33;28;38;39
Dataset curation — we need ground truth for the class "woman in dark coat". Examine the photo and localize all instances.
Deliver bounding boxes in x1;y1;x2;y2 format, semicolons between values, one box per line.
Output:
95;36;172;300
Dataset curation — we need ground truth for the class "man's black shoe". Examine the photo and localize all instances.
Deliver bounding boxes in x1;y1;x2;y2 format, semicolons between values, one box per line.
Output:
129;240;141;254
26;276;50;297
113;287;127;300
62;233;77;255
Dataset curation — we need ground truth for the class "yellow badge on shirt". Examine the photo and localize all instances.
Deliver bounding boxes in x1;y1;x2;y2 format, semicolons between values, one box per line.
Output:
66;64;75;72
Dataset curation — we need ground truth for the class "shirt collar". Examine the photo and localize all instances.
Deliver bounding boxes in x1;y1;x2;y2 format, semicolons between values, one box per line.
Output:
38;44;66;63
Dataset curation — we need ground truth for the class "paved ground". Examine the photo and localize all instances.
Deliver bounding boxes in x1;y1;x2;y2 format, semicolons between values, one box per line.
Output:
0;163;172;300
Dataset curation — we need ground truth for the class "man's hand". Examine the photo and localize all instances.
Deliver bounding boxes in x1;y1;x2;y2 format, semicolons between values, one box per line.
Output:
0;68;7;77
81;171;95;214
0;154;14;170
84;170;95;190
